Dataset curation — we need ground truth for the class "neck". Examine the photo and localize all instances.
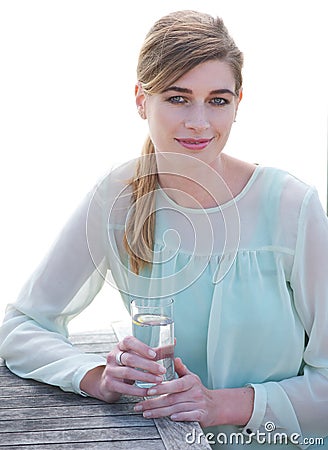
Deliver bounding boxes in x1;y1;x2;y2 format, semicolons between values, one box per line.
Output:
156;154;233;209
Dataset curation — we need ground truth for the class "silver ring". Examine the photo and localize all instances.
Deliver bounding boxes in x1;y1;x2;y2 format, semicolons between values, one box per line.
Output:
115;350;127;366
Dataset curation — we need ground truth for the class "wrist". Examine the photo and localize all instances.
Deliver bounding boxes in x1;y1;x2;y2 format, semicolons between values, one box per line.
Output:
80;365;121;403
211;387;254;427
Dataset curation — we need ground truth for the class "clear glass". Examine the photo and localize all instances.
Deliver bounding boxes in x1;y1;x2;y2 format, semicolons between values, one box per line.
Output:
131;297;175;388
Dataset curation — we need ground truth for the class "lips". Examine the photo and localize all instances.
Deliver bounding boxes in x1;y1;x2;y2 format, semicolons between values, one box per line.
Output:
175;138;213;151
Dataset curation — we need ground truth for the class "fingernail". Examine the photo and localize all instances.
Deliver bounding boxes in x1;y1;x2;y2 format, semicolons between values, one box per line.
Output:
134;405;143;412
158;366;166;374
148;350;156;358
147;388;157;396
143;411;152;418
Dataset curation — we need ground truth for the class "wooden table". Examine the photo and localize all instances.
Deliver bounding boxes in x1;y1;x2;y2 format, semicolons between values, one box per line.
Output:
0;324;211;449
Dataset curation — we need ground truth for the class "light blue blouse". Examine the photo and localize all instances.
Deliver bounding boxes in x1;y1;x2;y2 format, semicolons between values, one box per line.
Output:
1;161;328;448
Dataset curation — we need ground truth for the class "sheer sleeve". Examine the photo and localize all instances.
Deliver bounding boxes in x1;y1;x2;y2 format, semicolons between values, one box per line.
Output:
0;181;111;395
243;188;328;446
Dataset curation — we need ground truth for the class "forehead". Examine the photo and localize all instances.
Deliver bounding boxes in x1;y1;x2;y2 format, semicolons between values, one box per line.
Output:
167;60;236;92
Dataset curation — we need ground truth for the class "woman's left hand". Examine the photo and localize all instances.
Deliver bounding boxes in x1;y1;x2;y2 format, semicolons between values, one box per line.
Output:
134;357;218;428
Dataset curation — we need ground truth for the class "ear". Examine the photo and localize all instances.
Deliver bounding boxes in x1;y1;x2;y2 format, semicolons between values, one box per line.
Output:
135;82;147;119
238;88;243;102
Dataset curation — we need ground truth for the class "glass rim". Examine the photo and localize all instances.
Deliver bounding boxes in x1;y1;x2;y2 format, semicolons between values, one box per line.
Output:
130;297;174;307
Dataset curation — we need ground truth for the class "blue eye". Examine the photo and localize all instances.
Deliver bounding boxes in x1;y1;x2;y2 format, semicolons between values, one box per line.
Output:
167;96;186;104
210;97;229;106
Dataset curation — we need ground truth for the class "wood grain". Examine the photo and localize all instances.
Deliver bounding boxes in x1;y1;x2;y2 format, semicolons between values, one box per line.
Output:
0;326;211;449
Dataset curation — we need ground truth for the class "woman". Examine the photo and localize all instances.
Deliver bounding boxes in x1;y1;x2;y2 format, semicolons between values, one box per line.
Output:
1;10;327;448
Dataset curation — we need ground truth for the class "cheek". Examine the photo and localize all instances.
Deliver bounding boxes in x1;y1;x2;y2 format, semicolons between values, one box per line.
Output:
147;111;178;142
214;111;235;132
147;101;181;125
147;119;169;150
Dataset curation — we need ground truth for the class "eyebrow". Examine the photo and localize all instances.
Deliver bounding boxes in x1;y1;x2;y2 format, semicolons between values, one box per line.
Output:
162;86;237;97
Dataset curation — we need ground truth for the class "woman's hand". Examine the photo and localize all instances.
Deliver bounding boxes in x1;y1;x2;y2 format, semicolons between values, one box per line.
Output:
133;357;217;428
80;335;166;403
133;358;254;429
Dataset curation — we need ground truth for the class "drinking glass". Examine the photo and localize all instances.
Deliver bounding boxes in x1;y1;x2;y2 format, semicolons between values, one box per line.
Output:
131;297;175;388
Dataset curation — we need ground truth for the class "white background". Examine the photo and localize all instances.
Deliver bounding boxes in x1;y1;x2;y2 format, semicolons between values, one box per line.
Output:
0;0;327;331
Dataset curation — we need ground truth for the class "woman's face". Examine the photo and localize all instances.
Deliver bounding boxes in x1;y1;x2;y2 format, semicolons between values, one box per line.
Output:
136;59;242;169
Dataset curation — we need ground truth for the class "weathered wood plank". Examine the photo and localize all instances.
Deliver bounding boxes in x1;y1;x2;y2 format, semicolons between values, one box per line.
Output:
2;440;165;450
0;426;160;446
69;331;117;345
0;328;209;448
0;414;152;432
72;342;115;353
154;416;211;449
0;382;138;407
112;320;132;342
0;392;76;407
0;392;140;409
1;384;72;397
0;402;140;420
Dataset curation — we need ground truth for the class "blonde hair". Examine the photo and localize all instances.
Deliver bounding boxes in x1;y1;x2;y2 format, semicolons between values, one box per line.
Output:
123;10;243;274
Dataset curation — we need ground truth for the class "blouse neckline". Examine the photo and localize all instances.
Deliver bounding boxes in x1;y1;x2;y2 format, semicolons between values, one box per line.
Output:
157;165;263;214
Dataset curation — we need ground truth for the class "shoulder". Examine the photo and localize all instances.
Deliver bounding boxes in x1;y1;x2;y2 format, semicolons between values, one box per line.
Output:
98;158;137;190
255;167;325;241
91;158;137;206
225;155;314;208
257;166;315;207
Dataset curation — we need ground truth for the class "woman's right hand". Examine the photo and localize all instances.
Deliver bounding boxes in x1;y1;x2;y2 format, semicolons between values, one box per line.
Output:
80;335;166;402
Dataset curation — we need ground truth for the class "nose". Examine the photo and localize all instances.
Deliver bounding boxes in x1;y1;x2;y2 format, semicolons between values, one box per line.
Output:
184;104;210;132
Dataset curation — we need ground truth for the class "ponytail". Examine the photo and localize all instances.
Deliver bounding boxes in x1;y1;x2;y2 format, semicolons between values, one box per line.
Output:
123;136;158;274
